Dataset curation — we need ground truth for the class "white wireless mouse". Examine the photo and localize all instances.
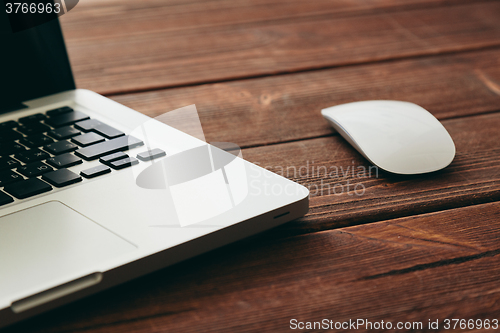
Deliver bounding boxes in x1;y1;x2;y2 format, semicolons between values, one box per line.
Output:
321;100;456;175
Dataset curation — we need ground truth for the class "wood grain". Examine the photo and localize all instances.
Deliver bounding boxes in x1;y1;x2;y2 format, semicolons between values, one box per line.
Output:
112;48;500;148
61;1;500;94
6;202;499;333
241;112;500;235
65;0;476;38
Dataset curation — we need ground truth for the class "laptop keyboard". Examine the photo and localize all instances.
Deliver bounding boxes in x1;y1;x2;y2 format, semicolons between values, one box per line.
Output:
0;106;166;206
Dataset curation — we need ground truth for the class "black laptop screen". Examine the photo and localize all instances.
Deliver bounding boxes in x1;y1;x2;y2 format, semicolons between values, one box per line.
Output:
0;10;75;113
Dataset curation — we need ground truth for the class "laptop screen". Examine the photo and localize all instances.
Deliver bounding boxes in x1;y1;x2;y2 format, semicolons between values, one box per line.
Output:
0;10;75;113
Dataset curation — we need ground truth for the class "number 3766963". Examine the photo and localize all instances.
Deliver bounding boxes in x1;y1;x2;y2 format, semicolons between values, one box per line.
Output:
443;319;498;330
6;2;62;14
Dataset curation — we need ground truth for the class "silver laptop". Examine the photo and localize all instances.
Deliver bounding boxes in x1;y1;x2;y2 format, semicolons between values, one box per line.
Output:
0;15;309;328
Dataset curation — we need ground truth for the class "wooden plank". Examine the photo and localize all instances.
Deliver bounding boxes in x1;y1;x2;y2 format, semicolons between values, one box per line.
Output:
8;203;500;333
61;1;500;94
112;48;500;148
64;0;463;38
241;112;500;235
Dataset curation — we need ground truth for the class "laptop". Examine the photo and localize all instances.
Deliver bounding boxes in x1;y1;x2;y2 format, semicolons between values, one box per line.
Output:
0;13;309;328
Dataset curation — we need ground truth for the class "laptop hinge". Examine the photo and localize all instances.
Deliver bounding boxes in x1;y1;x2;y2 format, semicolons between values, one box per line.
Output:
0;102;28;114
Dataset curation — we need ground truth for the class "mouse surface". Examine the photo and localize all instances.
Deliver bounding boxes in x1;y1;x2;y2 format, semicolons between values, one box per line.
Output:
321;100;456;175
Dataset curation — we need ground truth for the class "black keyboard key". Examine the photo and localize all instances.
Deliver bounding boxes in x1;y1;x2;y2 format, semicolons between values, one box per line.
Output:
0;129;23;141
74;119;104;132
0;142;26;156
71;132;105;147
137;148;166;161
17;123;51;135
4;178;52;199
75;119;125;139
19;134;54;148
109;157;139;170
0;156;20;170
75;135;143;161
0;120;18;130
44;140;78;155
17;162;53;178
19;113;47;124
42;168;82;187
46;153;82;169
47;126;81;140
92;125;125;139
80;165;111;179
0;191;14;206
15;149;49;163
46;106;73;117
45;111;89;127
99;152;128;164
0;170;23;187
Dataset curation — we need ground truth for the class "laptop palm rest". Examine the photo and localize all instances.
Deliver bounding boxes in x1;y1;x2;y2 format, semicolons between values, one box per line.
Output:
0;201;136;312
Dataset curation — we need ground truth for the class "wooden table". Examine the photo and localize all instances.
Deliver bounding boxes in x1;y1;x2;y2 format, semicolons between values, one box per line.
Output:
6;1;500;332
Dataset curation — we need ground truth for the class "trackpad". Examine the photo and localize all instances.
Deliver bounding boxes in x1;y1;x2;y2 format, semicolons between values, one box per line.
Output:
0;201;136;306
